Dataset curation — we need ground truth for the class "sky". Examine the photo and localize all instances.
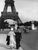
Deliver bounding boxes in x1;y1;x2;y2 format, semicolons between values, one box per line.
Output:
0;0;38;23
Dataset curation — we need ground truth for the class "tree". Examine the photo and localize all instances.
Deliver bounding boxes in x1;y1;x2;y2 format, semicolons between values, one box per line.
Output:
4;21;9;28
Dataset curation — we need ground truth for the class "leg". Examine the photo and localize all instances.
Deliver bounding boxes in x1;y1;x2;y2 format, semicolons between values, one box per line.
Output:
16;39;21;49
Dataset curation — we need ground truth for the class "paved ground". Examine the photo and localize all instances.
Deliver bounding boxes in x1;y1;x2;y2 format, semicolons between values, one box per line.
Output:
21;30;38;50
0;29;38;50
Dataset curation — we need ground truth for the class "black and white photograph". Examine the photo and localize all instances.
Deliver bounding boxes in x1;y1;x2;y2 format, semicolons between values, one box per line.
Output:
0;0;38;50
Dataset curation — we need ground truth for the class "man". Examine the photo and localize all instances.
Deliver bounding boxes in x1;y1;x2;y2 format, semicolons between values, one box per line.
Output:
15;30;22;49
14;23;23;50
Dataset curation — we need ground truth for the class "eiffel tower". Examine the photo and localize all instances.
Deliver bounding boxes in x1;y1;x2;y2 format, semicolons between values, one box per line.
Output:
1;0;22;23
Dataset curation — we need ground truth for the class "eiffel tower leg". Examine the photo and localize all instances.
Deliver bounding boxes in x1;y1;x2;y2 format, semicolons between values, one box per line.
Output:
11;5;14;12
11;5;16;13
13;6;16;13
3;4;8;12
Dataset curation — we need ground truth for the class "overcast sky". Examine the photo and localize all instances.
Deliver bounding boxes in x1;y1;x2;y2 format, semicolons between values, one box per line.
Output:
0;0;38;23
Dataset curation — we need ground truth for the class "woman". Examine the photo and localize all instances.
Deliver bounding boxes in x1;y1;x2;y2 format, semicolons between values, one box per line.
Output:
6;27;16;49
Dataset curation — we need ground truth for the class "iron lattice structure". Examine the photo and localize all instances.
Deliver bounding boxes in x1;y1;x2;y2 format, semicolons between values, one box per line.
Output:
1;0;22;24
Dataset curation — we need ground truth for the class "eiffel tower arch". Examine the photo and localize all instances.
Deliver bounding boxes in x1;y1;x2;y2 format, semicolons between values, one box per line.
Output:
3;0;16;13
1;0;22;24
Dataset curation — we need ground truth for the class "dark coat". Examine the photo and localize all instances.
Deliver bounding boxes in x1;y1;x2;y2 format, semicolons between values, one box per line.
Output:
6;35;10;45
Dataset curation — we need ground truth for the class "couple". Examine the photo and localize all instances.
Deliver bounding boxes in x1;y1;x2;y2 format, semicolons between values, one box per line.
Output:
6;27;23;50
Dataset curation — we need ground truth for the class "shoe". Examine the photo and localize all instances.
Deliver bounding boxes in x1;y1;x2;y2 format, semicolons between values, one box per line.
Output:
18;47;23;50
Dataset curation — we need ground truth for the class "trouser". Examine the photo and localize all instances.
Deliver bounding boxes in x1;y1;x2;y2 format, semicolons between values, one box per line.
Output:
16;37;21;49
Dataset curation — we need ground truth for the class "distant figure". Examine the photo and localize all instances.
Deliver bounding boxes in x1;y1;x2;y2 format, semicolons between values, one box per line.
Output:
6;27;16;49
32;23;37;30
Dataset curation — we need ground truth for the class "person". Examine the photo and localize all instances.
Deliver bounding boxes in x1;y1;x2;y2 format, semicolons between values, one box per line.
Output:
6;27;16;49
15;31;22;49
14;23;22;49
